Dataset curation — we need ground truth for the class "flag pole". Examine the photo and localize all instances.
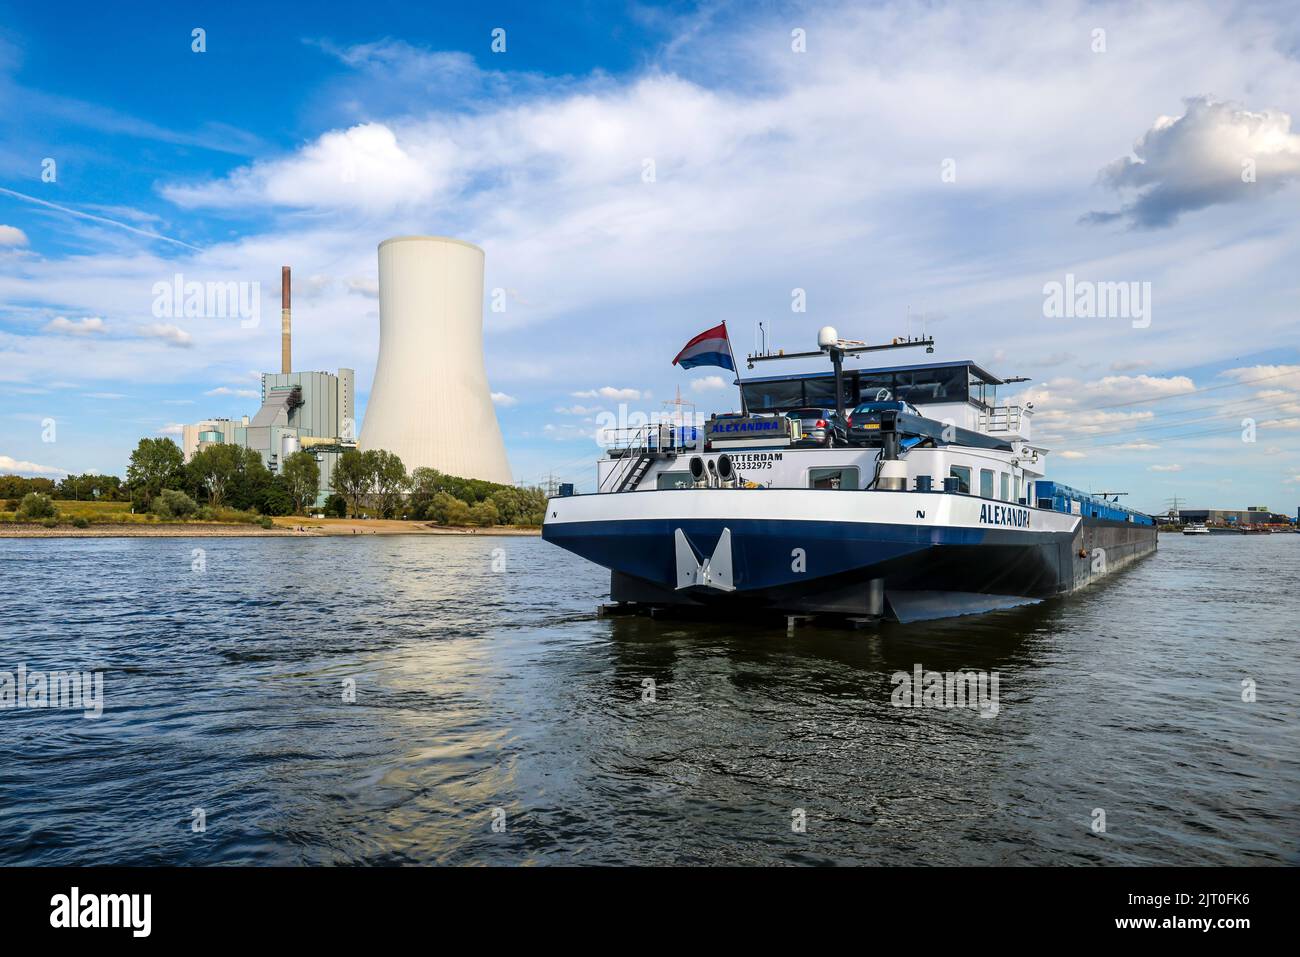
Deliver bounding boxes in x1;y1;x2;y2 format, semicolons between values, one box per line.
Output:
723;321;748;414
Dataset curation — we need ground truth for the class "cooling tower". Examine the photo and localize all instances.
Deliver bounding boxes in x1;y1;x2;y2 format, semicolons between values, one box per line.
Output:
359;236;513;484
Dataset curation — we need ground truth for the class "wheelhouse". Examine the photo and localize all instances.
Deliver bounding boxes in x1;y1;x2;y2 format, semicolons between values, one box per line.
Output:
739;359;1003;413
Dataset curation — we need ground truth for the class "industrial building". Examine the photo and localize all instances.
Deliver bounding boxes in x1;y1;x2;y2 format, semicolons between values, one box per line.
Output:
359;236;513;485
178;267;356;506
1177;507;1294;527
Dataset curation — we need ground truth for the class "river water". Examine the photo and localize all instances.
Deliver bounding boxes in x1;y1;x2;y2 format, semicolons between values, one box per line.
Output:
1;532;1296;865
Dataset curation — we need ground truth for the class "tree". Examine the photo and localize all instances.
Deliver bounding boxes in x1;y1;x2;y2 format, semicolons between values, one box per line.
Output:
280;451;321;514
325;493;347;518
332;449;371;518
16;492;57;520
444;497;473;526
227;448;273;512
126;438;184;500
408;467;443;519
258;476;294;516
369;449;409;518
187;443;243;509
469;500;499;527
426;491;461;525
151;489;197;519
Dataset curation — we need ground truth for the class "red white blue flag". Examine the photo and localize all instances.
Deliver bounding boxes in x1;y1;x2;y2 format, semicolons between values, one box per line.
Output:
672;322;735;371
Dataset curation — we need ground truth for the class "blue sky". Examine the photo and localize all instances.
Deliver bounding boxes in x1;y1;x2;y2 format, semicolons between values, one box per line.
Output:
1;0;1299;513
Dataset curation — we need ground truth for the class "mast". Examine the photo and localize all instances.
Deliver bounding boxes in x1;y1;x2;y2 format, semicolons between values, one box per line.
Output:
745;326;936;418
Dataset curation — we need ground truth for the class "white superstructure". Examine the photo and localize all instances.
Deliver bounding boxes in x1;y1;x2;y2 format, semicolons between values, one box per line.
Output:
360;236;513;484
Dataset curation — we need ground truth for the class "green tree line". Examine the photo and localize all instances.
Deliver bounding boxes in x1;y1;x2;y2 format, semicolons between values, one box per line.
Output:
3;439;548;527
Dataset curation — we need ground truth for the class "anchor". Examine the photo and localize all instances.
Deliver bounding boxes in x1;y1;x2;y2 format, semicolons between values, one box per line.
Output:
674;527;735;591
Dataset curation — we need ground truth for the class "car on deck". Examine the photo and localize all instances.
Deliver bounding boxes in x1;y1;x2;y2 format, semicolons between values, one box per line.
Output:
846;399;921;445
785;407;848;447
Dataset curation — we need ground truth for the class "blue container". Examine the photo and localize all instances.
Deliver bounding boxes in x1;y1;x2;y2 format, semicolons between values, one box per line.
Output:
915;475;933;493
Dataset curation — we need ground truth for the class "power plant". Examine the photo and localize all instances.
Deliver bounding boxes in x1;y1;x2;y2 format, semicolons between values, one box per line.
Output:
178;239;515;504
180;265;356;507
359;236;513;485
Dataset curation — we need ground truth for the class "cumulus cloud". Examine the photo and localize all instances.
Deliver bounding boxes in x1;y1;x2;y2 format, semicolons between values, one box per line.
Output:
0;453;65;476
157;423;185;436
690;375;729;392
491;391;518;407
1086;97;1300;228
574;386;642;401
140;323;193;347
163;122;448;212
0;225;28;247
44;316;106;335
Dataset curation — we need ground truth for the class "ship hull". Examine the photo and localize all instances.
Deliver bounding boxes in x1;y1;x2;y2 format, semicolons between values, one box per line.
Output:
543;489;1157;622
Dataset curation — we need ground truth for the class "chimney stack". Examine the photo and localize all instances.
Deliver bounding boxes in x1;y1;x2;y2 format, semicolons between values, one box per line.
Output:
281;266;291;374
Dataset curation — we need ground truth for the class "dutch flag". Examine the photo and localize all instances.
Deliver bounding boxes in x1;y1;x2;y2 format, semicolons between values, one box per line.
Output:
671;321;735;371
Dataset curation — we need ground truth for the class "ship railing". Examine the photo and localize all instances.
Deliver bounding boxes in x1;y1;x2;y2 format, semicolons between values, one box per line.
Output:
599;427;655;493
599;425;703;493
978;404;1024;433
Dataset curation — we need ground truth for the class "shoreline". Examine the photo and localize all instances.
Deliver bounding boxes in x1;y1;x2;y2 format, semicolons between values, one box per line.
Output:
0;519;542;538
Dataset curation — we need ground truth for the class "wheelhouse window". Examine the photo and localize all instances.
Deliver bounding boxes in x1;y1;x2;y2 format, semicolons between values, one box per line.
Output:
801;377;852;410
980;469;995;498
1000;473;1010;501
809;467;859;490
656;471;693;490
740;364;980;414
741;379;803;411
949;465;971;494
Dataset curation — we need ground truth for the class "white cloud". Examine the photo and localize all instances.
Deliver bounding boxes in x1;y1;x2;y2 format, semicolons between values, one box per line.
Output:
1148;463;1184;472
1088;97;1300;229
0;225;28;247
140;323;193;347
1059;450;1087;459
0;454;65;476
691;375;728;392
555;404;601;415
157;423;184;436
163;122;446;213
491;391;518;407
574;386;642;401
205;386;258;398
44;316;106;335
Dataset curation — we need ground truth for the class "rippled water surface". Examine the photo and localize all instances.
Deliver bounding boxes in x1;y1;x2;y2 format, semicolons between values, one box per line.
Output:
1;533;1296;865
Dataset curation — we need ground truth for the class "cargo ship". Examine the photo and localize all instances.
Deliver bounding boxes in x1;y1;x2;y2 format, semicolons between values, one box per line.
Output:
543;326;1157;623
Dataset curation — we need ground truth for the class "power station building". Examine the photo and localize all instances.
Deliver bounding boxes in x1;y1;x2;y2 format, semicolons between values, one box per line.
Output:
359;236;513;485
178;268;356;506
